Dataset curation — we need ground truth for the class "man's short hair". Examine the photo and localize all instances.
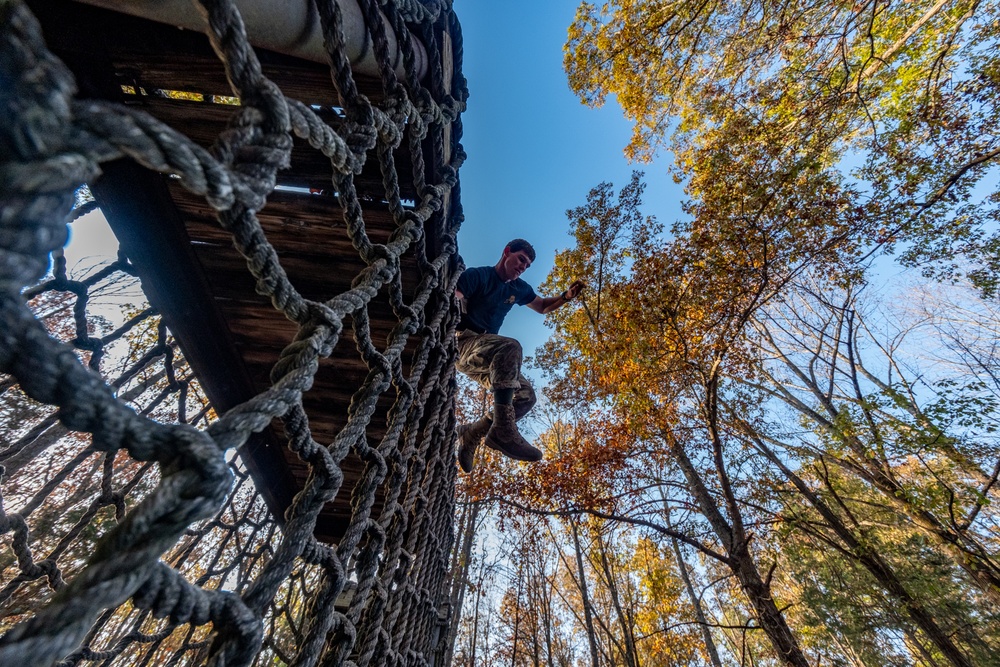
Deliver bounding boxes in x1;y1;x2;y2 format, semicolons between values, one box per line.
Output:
505;238;536;262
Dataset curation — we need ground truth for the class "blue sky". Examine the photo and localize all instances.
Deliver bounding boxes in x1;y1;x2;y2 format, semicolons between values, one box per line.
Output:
453;1;683;358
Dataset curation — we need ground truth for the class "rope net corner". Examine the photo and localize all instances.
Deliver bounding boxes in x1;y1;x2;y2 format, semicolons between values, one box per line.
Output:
0;0;468;665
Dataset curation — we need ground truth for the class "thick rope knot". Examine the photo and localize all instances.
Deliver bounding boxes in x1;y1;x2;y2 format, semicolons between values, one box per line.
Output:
302;539;338;568
0;509;24;538
0;508;64;586
232;129;293;180
437;164;458;189
409;88;435;132
343;122;379;166
287;98;361;173
109;491;127;521
388;0;442;23
238;77;291;136
416;188;443;218
359;242;394;266
419;99;447;129
442;94;467;120
452;142;468;166
295;301;349;337
374;106;404;147
400;211;425;239
206;588;264;666
268;324;330;385
31;558;63;589
380;91;410;125
132;564;211;624
213;109;293;210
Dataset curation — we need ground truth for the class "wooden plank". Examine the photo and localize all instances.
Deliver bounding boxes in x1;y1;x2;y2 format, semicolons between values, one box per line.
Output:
188;244;417;308
134;98;418;199
169;185;410;248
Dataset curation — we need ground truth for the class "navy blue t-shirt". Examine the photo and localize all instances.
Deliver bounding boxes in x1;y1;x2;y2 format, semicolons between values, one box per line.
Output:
457;266;537;334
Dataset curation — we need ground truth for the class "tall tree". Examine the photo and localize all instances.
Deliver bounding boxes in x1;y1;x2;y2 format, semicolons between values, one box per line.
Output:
744;283;1000;607
745;421;982;666
535;173;831;666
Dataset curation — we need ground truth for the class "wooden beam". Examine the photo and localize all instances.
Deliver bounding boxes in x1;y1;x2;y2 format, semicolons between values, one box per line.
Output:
90;160;296;520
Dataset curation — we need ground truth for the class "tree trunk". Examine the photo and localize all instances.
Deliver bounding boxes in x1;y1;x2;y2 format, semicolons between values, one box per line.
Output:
667;436;811;667
830;449;1000;609
663;501;724;667
510;559;523;667
469;554;486;667
569;516;601;667
752;435;974;667
540;559;555;667
444;499;481;667
759;325;1000;607
595;532;640;667
905;627;945;667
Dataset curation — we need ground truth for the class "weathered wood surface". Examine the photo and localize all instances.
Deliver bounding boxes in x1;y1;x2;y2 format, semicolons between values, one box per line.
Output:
133;97;419;197
32;0;440;544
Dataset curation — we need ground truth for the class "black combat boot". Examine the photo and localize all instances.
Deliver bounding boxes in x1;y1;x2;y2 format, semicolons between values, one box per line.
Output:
456;416;491;473
484;389;542;462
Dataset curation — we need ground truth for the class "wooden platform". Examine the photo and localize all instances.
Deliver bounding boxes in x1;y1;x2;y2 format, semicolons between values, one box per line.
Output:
30;0;451;543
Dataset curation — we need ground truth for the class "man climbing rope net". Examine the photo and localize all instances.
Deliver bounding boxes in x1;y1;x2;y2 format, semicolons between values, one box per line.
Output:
454;239;585;472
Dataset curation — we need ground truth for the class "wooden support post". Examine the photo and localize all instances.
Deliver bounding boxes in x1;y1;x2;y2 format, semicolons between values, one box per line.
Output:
91;160;295;519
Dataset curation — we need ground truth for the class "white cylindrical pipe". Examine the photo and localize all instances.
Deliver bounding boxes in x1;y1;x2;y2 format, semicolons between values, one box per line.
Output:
73;0;428;81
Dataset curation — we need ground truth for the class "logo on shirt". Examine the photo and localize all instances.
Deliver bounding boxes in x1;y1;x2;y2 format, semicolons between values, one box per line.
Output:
507;295;516;304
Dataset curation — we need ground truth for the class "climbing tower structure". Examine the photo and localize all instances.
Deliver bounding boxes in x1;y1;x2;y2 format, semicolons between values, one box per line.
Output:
0;0;467;664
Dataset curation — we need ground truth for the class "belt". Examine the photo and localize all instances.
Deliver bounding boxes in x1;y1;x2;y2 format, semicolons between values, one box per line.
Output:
458;321;485;335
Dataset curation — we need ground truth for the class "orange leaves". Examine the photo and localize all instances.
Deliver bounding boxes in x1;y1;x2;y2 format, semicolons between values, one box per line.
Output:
460;411;638;512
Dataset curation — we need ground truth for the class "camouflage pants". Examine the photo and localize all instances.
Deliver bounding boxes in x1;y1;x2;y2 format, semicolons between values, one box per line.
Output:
455;331;537;420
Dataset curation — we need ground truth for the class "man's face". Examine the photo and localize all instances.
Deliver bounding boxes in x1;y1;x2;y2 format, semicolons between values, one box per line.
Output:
498;249;532;282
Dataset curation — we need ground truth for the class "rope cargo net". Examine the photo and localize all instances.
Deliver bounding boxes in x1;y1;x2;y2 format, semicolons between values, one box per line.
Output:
0;0;468;664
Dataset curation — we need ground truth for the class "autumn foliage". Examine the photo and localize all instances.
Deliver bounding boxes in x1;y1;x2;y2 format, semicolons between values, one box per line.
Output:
453;2;1000;662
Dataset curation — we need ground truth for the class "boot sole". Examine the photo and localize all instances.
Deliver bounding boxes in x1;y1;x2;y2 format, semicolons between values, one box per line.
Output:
484;438;542;462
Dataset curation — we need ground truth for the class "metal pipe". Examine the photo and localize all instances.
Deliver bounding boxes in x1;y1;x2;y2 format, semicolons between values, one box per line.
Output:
73;0;428;81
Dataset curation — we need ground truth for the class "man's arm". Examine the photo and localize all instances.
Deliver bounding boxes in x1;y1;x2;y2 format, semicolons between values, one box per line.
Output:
527;279;586;315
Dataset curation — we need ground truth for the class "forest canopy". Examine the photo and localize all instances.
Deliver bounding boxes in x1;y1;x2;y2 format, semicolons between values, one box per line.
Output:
564;0;1000;293
449;2;1000;666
